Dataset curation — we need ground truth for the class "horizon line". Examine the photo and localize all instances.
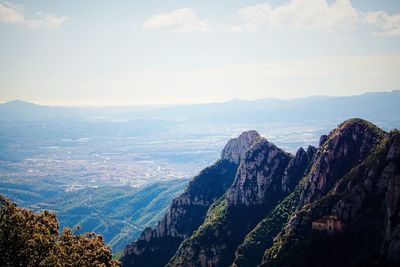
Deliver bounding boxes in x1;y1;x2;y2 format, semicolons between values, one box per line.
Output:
1;89;399;108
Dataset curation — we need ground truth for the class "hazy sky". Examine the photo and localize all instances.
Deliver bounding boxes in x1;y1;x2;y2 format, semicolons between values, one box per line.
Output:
1;0;400;106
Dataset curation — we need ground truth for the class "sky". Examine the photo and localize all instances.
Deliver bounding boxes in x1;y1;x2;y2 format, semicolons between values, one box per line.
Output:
1;0;400;106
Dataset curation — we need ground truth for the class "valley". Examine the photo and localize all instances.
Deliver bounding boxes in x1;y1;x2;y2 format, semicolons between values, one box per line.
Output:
1;92;399;255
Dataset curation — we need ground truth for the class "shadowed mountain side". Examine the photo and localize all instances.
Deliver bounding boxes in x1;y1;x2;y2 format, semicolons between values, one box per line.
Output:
262;124;400;267
120;119;400;267
168;139;315;267
121;131;260;267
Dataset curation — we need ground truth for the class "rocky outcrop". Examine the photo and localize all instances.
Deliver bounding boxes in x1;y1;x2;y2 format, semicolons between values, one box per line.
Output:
154;159;237;239
228;140;316;207
227;138;292;206
121;131;260;267
262;122;400;267
231;146;316;267
168;138;316;267
122;118;400;267
297;118;386;208
221;130;261;164
281;146;317;193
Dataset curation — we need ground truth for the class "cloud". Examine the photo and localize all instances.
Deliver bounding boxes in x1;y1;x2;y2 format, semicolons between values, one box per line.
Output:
142;8;210;33
233;0;400;36
0;1;67;28
26;13;68;28
363;11;400;36
0;2;23;23
236;0;359;31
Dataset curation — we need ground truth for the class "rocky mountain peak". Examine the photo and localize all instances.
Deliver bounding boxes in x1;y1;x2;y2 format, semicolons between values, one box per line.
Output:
328;118;385;142
221;130;261;164
227;137;293;206
298;118;386;207
121;133;243;267
122;119;400;267
261;126;399;267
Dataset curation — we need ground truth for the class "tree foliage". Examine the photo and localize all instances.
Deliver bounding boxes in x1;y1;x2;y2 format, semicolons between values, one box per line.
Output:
0;195;120;266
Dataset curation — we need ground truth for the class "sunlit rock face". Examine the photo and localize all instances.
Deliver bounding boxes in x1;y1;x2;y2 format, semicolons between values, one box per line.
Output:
121;130;262;267
221;130;261;164
168;136;317;267
298;118;386;208
227;136;316;207
123;119;400;267
227;137;292;207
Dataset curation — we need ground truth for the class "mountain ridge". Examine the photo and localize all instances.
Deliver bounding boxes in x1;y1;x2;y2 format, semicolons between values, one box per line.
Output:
2;91;400;124
121;118;400;267
120;131;261;267
3;90;399;107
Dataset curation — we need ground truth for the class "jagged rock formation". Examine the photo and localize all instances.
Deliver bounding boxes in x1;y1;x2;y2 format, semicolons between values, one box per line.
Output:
262;121;400;267
121;118;400;267
232;146;316;267
168;138;316;267
227;138;293;206
297;119;386;208
221;130;261;164
281;146;317;193
120;131;260;267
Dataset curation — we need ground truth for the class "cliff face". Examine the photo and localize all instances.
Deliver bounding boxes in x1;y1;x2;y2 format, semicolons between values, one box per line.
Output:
232;146;316;267
262;121;400;267
120;131;260;267
221;130;261;164
168;138;316;267
297;119;386;208
281;145;317;193
122;119;400;267
227;138;293;207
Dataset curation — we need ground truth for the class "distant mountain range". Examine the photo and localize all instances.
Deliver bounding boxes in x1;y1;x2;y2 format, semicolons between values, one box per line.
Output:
121;118;400;267
2;91;400;265
1;90;400;123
